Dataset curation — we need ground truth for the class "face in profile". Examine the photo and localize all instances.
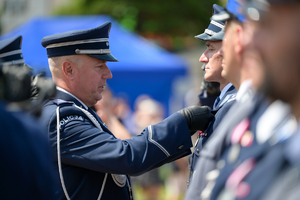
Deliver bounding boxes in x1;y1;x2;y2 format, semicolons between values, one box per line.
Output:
252;4;300;104
241;20;264;90
199;41;224;83
221;20;241;86
72;55;113;107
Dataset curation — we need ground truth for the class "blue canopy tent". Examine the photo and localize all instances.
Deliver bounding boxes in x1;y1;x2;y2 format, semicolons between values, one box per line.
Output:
0;15;188;116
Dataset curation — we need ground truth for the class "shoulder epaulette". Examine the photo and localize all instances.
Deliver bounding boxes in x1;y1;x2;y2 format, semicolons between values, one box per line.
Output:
52;99;74;106
220;94;236;107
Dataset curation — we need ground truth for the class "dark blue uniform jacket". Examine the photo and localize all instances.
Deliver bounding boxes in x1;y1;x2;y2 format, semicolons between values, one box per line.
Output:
0;102;57;200
210;98;296;200
39;90;193;200
189;85;237;180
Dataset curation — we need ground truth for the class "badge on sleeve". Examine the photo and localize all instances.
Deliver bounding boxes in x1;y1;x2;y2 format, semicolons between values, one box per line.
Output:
59;115;84;130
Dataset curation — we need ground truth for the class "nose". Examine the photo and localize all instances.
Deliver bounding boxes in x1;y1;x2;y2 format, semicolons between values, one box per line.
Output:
102;64;113;79
199;51;209;63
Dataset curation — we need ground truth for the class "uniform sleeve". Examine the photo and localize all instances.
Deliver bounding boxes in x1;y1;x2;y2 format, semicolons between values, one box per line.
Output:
47;105;192;176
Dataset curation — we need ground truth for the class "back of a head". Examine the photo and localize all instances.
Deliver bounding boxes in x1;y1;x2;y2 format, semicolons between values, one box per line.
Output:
0;36;25;66
0;36;32;102
0;36;56;117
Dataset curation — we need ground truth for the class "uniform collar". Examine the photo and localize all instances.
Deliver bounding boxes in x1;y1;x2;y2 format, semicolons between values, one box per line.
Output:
236;79;253;102
219;83;233;100
56;87;88;110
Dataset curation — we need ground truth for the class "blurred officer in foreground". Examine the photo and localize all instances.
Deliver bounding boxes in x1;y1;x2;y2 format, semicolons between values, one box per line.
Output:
39;22;214;200
0;36;58;199
185;0;298;199
196;0;297;199
245;0;300;199
0;36;32;106
0;35;56;117
187;4;237;189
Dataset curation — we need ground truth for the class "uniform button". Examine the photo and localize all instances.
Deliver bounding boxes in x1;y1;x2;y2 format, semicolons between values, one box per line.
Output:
178;145;184;149
197;149;200;153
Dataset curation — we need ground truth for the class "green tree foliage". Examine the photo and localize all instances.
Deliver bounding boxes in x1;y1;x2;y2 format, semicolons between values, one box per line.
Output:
54;0;223;51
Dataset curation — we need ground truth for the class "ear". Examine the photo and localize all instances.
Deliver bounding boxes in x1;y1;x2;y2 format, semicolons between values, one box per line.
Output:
234;25;244;54
62;60;75;80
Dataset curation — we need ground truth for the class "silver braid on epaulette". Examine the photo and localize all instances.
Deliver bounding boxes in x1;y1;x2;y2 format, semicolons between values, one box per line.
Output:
56;105;108;200
73;104;102;129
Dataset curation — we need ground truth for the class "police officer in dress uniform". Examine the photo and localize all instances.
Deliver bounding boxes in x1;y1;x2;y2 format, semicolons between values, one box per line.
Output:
0;36;32;103
198;0;299;199
0;35;56;117
39;22;214;200
184;0;298;199
187;4;237;188
242;0;300;199
256;0;300;194
185;2;257;198
0;36;58;199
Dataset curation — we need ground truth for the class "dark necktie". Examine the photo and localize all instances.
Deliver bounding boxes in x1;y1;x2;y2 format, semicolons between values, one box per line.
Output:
213;96;221;110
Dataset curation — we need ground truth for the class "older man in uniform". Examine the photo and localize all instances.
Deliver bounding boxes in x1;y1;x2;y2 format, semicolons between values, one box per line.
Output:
187;4;237;189
39;22;214;200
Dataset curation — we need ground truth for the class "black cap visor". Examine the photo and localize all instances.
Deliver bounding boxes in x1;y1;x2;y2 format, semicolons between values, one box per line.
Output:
195;32;224;41
88;53;119;62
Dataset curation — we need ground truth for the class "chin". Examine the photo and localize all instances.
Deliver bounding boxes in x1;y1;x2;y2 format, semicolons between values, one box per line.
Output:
98;94;103;101
221;70;227;79
204;75;212;82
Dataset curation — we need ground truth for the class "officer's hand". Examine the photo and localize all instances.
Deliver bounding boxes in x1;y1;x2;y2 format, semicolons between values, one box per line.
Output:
178;105;214;135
